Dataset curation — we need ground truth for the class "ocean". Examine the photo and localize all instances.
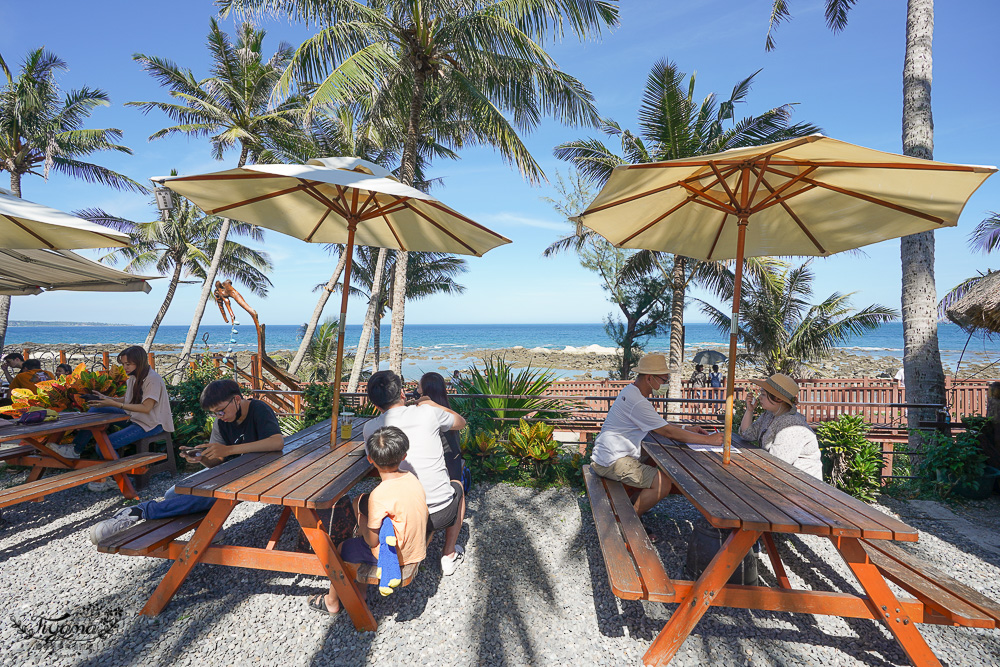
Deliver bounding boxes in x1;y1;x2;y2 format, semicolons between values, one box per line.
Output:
5;322;998;367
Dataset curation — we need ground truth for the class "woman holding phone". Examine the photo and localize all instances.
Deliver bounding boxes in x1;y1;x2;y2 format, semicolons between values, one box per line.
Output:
740;373;821;479
52;346;175;490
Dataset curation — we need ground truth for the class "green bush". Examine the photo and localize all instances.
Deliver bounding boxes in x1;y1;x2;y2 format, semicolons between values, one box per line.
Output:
460;422;590;489
168;355;224;446
816;414;883;502
916;422;988;498
300;383;377;428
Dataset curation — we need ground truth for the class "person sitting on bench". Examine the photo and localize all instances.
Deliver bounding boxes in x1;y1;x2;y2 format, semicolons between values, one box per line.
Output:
740;373;822;479
88;378;283;545
591;354;723;538
308;425;428;615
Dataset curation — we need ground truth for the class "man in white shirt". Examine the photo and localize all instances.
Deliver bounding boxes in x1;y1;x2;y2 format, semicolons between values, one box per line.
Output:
362;371;468;576
592;354;723;522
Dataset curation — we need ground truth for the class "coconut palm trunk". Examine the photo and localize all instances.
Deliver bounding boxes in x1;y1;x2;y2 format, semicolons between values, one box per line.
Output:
347;247;388;391
143;255;185;349
900;0;944;443
173;144;248;380
667;254;686;399
289;249;349;375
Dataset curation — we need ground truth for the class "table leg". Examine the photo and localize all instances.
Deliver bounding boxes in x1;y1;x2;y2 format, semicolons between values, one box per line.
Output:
266;507;293;550
93;428;138;500
762;533;791;589
833;536;941;667
294;506;376;632
140;499;236;616
643;529;760;667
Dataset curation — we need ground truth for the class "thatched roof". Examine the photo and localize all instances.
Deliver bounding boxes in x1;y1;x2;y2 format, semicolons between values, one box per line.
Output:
946;271;1000;334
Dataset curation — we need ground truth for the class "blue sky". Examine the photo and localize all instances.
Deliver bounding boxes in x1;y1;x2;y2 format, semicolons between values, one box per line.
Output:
2;0;999;328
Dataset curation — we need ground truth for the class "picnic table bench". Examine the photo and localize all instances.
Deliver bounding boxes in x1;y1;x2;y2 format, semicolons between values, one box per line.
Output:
0;412;164;508
584;433;1000;666
98;417;381;630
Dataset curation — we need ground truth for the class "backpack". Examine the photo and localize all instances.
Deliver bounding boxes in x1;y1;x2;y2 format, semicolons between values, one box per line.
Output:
709;372;723;388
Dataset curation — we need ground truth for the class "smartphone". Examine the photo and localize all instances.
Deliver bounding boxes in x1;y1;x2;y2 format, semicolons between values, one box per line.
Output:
181;447;204;458
81;393;101;401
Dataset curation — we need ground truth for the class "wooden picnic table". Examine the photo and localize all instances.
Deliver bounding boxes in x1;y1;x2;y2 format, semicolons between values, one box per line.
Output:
634;433;999;667
99;417;377;629
0;411;164;508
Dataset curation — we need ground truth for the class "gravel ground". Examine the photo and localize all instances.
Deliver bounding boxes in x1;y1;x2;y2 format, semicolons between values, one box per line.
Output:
1;463;1000;667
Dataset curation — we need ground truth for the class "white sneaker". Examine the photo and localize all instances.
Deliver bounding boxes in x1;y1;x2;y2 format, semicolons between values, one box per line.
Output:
87;478;118;492
441;544;465;576
49;443;79;459
89;507;141;545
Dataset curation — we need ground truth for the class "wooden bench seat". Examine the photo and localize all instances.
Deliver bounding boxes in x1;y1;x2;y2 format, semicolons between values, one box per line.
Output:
582;464;676;602
0;453;164;509
98;512;207;555
859;539;1000;629
0;445;35;463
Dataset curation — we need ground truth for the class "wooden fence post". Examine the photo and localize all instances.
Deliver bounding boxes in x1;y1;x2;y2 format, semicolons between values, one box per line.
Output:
102;351;110;370
59;350;67;364
148;352;156;370
22;348;29;359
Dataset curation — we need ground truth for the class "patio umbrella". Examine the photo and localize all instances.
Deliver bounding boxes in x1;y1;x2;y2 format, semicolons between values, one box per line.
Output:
692;350;727;366
0;248;155;295
578;134;996;463
154;157;511;444
945;271;1000;335
0;188;130;249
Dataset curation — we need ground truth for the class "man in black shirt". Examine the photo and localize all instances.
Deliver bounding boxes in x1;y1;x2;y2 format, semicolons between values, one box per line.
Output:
89;379;284;545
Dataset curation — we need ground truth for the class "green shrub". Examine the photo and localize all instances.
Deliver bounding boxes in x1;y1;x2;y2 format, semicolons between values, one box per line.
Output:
816;414;882;502
301;383;376;427
916;422;988;498
168;355;224;446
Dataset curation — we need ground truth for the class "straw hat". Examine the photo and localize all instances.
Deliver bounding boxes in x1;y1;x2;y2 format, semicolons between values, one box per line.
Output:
635;354;669;376
750;373;799;406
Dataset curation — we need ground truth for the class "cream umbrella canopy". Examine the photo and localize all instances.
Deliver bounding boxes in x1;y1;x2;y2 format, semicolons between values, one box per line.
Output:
578;134;996;463
0;248;155;295
155;157;511;444
0;188;130;249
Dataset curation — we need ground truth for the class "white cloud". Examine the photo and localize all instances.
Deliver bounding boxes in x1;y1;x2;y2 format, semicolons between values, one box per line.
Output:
481;212;567;232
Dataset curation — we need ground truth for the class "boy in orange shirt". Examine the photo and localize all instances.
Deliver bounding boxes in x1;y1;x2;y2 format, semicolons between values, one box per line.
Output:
308;425;428;615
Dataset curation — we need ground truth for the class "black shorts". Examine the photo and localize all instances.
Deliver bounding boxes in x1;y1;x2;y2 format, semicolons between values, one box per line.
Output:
358;480;463;534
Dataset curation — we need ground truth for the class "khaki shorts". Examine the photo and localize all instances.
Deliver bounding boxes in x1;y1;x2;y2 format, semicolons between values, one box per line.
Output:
591;457;658;489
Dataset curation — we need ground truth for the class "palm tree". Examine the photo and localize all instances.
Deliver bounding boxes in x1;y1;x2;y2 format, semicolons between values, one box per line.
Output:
699;260;898;376
0;47;145;350
298;317;342;382
221;0;618;375
549;59;819;397
128;19;301;377
763;0;942;442
78;194;273;349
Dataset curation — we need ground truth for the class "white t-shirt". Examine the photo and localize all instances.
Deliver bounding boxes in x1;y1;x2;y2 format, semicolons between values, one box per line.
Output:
363;404;456;513
126;370;175;434
592;384;668;467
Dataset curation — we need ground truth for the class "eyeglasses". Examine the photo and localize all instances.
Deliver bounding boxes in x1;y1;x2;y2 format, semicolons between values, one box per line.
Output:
213;396;237;417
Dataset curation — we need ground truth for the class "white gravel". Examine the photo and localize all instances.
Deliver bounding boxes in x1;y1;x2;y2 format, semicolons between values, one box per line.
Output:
1;463;999;666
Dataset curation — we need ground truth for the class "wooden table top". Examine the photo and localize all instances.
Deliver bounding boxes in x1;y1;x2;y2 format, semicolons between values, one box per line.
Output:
0;411;129;444
174;418;373;510
643;434;918;542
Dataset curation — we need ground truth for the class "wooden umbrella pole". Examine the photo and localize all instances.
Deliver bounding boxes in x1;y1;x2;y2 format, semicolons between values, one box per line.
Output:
722;219;748;464
329;220;358;447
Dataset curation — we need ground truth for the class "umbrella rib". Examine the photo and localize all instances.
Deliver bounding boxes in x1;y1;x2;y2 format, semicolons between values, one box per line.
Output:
709;162;739;208
205;183;312;215
751;167;827;254
750;165;818;211
359;200;410;221
799;177;950;223
679;181;738;213
622;136;819;171
381;210;406;251
746;156;772;207
304;208;333;244
166;172;278;182
707;212;729;260
422;199;513;241
2;214;57;249
582;181;684;215
620;197;699;246
398;199;479;256
355;190;379;218
300;182;350;219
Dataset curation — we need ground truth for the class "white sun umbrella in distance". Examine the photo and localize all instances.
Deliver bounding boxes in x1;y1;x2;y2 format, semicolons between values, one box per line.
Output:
0;188;130;249
0;248;155;295
578;134;996;463
154;157;511;445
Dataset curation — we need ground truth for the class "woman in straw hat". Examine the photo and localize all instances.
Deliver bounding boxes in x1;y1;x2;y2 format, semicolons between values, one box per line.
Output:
591;354;724;529
741;373;822;479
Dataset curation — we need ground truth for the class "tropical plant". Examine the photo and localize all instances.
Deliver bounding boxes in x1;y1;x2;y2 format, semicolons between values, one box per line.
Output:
452;356;569;435
0;47;145;350
298;317;341;382
506;418;560;478
916;425;988;498
221;0;618;376
816;414;883;502
79;190;273;349
301;380;378;428
764;0;943;447
699;260;897;376
0;363;127;417
168;353;224;446
128;19;302;376
549;58;819;396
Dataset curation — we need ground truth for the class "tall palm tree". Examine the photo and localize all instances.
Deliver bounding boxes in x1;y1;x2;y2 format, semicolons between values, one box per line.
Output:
221;0;618;375
128;19;301;377
764;0;942;440
298;317;342;381
0;47;145;350
699;260;898;376
78;194;273;349
550;59;818;397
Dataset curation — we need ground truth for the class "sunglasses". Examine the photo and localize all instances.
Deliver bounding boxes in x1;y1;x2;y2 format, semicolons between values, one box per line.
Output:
213;396;237;417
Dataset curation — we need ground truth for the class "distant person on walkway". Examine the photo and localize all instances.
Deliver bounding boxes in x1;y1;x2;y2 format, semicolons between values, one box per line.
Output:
689;364;708;389
11;358;54;392
708;364;724;388
308;426;428;615
417;371;467;487
52;347;175;493
740;373;822;479
894;367;905;387
55;363;73;377
363;370;468;576
591;354;723;531
87;379;283;545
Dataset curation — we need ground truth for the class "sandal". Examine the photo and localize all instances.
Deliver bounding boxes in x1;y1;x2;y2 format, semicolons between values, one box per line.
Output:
307;594;342;616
